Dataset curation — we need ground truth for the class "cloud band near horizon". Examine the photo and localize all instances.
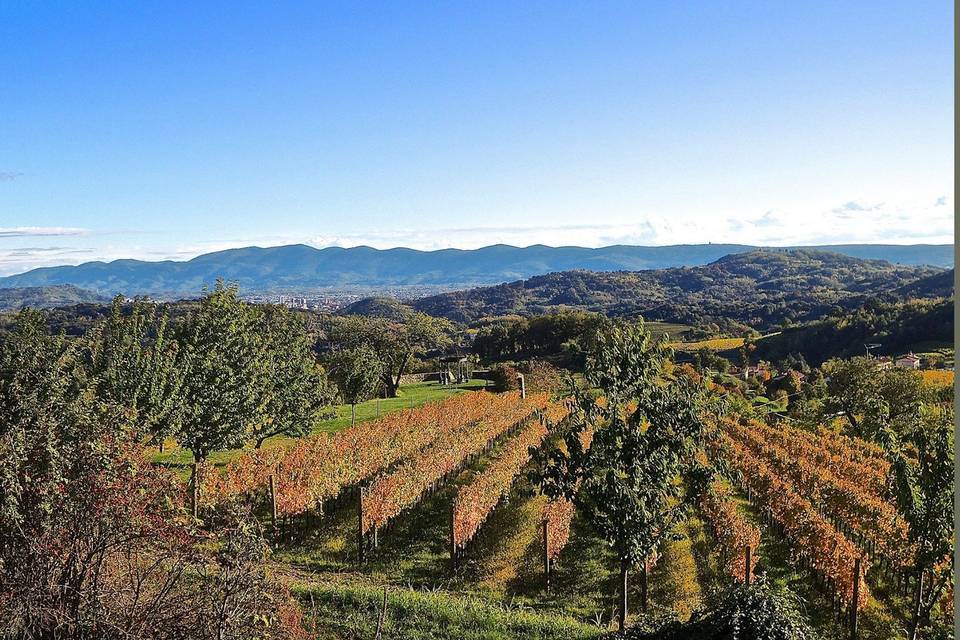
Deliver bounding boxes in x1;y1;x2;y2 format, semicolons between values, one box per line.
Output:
0;197;953;276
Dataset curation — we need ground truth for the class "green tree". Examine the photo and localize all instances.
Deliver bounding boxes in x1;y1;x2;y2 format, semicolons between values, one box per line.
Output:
86;296;185;451
330;312;452;397
251;306;335;447
822;357;927;440
327;345;383;426
534;321;708;631
0;313;312;637
885;407;954;640
0;310;92;530
176;282;265;515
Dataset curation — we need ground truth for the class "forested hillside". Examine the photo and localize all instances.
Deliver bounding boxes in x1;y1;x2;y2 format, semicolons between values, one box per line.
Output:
750;298;953;365
0;284;108;311
414;250;947;330
336;296;416;321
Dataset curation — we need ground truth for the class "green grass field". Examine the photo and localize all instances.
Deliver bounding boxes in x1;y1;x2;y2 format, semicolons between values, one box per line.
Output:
644;321;695;342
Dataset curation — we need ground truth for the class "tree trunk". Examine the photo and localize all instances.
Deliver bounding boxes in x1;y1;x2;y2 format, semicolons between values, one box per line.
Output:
351;403;357;426
618;559;629;632
641;557;649;613
385;353;411;398
190;460;201;518
384;374;400;398
909;570;926;640
158;440;165;453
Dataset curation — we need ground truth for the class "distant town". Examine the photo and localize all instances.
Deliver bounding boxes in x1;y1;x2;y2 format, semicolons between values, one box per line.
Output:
241;284;459;312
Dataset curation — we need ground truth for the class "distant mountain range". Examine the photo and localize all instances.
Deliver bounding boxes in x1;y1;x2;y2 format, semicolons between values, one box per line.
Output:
0;243;952;296
411;250;952;330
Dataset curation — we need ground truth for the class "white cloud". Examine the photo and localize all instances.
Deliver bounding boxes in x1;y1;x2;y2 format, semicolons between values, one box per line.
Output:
0;196;953;276
0;247;95;276
305;197;953;249
0;226;88;238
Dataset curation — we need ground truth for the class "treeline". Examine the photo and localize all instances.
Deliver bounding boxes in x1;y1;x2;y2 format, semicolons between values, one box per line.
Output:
752;298;953;365
471;310;607;365
0;283;108;311
4;284;335;463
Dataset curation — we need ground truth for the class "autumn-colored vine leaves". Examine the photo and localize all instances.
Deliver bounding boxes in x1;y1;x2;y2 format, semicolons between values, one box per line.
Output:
712;417;882;610
452;400;571;550
362;392;549;533
203;359;902;620
205;391;538;515
699;482;760;582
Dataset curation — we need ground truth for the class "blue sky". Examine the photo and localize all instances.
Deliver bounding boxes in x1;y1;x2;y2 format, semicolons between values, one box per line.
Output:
0;1;953;275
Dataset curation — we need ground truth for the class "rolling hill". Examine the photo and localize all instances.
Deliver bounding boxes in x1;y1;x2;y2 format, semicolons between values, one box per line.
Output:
412;250;950;330
336;296;415;321
0;243;952;297
0;285;110;312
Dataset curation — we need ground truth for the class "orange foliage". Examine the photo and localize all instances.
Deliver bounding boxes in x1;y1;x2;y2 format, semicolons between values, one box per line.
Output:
203;390;522;515
452;400;571;548
716;430;871;610
541;422;596;563
920;369;954;388
361;393;549;533
726;420;911;569
700;482;760;581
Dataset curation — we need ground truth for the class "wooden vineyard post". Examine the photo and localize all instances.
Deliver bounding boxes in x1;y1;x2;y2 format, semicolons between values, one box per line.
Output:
357;487;365;565
517;373;526;399
850;557;861;640
449;503;457;574
542;519;551;592
268;474;278;538
745;545;752;586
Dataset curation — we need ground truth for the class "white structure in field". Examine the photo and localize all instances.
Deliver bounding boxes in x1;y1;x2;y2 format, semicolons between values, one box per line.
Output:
894;352;921;370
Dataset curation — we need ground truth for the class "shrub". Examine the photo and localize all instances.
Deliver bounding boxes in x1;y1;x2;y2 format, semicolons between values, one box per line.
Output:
490;363;521;392
621;578;819;640
519;359;567;394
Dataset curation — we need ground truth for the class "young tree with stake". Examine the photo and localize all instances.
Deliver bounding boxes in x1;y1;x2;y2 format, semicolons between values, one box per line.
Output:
328;345;383;426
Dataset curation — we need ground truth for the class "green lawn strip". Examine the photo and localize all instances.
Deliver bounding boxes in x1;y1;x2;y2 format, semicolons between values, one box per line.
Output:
647;531;700;621
289;576;604;640
644;321;695;341
457;473;548;593
543;512;621;628
685;510;727;598
152;380;487;470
